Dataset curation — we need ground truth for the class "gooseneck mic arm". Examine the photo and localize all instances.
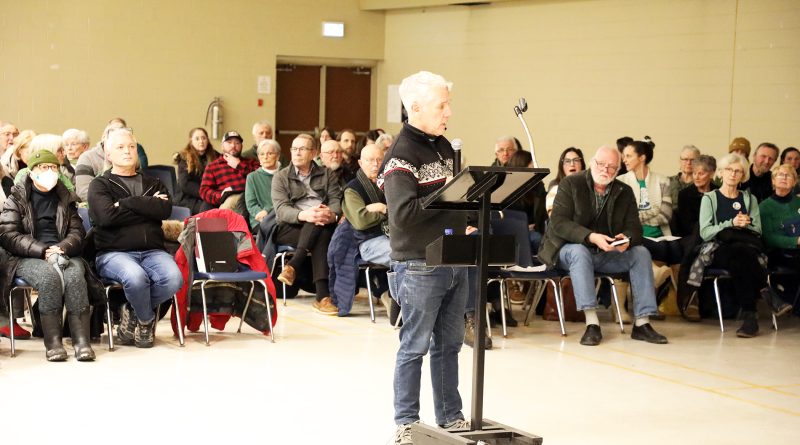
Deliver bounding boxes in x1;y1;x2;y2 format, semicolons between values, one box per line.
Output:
513;97;537;167
451;138;462;173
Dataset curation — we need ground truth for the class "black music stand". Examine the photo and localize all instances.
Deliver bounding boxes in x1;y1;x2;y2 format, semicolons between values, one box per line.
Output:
413;166;549;445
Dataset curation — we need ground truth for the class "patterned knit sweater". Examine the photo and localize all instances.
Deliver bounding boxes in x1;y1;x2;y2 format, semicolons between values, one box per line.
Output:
378;123;466;261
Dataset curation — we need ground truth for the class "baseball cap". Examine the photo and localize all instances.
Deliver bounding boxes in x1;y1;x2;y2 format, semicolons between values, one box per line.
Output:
222;131;243;143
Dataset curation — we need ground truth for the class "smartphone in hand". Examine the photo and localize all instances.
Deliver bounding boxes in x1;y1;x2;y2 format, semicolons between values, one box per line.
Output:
610;237;630;247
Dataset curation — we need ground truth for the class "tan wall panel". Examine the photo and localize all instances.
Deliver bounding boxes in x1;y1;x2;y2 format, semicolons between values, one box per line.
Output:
376;0;799;176
0;0;384;165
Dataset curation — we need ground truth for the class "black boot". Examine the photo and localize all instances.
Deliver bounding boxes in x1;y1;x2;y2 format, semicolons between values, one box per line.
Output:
40;312;68;362
736;311;759;338
68;309;96;361
760;288;793;316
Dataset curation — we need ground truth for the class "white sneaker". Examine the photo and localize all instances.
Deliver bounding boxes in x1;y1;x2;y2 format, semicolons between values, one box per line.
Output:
392;420;421;445
442;418;470;431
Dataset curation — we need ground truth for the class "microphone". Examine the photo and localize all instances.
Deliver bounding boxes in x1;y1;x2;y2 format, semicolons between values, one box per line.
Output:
451;138;462;173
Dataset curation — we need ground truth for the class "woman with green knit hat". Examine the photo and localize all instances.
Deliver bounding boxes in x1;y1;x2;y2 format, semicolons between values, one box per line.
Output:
0;141;105;361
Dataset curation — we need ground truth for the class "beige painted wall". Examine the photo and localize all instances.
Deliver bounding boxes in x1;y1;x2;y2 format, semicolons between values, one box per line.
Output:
0;0;385;165
375;0;800;174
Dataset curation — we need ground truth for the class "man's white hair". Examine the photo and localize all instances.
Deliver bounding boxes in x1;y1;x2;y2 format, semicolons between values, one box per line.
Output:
398;71;452;114
252;120;273;135
62;128;90;145
105;127;136;149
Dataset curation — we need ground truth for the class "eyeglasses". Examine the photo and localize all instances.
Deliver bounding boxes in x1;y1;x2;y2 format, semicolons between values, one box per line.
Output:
562;157;582;165
723;167;745;176
594;161;619;172
35;164;59;171
775;172;793;179
495;148;516;154
290;146;312;153
680;157;696;162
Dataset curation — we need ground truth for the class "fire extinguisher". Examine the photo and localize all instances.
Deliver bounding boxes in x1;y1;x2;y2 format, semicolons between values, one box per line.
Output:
204;97;223;140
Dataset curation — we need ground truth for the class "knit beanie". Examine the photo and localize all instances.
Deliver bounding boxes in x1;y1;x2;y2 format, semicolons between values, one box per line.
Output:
27;149;60;169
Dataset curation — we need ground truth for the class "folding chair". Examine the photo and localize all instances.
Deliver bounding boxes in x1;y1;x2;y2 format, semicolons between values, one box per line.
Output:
169;205;191;222
8;277;114;357
767;265;794;331
358;261;389;323
102;278;185;348
144;165;177;199
488;210;568;337
193;217;275;345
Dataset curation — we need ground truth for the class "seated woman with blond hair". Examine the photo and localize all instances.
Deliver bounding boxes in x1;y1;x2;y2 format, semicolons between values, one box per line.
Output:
758;163;798;317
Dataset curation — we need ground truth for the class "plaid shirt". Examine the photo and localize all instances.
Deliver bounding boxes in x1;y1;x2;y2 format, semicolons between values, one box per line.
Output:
199;157;260;205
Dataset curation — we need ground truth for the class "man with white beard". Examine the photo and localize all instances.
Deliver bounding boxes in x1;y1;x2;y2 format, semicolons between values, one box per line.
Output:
319;139;353;187
537;145;668;347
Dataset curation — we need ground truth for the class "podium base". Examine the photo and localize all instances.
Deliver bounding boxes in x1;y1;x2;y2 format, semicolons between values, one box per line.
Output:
411;419;542;445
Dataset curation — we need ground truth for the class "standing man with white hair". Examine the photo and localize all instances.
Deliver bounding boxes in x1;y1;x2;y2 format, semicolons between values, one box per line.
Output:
538;145;668;346
378;71;469;444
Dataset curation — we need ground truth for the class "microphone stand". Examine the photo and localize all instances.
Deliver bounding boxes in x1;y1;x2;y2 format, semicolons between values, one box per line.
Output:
514;100;538;168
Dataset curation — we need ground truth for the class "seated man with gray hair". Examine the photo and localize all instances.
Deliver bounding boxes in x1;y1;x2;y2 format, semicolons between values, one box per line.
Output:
538;145;668;346
491;135;518;166
242;120;274;160
272;133;342;316
88;127;183;348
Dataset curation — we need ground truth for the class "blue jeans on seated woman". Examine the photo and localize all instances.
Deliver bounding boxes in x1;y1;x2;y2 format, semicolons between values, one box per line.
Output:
95;249;183;323
389;259;468;427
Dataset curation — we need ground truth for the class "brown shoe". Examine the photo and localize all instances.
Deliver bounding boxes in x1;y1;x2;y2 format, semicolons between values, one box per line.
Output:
313;296;338;315
277;265;296;286
683;304;701;322
508;281;526;305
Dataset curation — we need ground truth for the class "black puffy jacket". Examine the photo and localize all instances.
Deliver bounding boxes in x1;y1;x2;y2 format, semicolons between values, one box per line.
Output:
0;176;84;259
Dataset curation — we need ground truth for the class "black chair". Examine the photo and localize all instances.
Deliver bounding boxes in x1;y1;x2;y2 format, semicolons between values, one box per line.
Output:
169;205;191;222
358;261;389;323
489;210;567;337
144;165;177;200
192;216;275;345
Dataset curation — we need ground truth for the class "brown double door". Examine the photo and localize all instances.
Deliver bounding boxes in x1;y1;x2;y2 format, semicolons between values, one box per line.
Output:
275;64;371;161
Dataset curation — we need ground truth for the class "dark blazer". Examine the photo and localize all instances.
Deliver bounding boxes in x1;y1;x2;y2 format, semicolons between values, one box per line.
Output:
538;170;642;267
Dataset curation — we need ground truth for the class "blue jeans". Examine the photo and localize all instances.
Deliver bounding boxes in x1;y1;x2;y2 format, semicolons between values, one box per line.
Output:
557;244;657;318
389;260;467;426
358;235;391;267
96;249;183;323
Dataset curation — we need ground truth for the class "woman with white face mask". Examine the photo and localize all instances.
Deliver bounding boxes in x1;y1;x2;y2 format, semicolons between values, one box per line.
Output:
0;145;105;361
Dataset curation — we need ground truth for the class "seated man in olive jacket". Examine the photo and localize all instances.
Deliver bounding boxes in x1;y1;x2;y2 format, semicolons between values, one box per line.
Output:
88;128;183;348
272;134;342;316
538;145;667;346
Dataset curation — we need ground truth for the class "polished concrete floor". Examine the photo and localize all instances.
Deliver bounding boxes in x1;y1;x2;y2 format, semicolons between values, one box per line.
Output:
2;294;798;445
